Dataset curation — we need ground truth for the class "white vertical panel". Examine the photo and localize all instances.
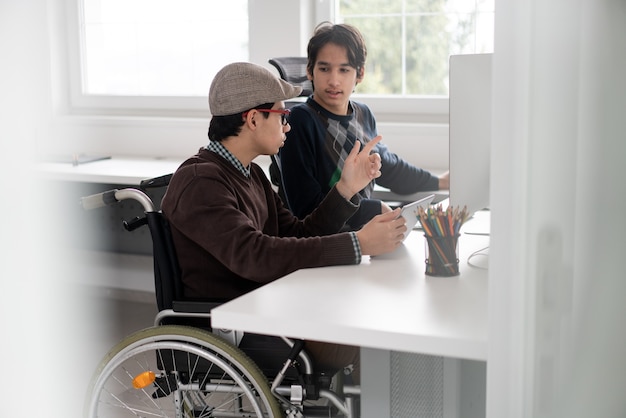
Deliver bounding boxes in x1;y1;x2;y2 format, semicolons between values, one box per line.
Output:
1;1;84;418
488;0;626;417
487;0;535;413
560;1;626;416
360;348;391;418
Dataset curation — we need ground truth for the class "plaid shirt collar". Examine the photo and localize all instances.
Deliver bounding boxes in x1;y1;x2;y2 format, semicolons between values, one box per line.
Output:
206;141;250;178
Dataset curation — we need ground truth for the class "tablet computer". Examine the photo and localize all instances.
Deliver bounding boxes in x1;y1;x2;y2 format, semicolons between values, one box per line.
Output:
399;194;436;240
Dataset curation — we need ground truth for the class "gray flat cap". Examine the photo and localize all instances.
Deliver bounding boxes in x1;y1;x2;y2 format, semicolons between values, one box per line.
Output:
209;62;302;116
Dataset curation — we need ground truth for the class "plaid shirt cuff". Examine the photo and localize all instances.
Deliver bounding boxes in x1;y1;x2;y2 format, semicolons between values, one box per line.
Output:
349;231;362;264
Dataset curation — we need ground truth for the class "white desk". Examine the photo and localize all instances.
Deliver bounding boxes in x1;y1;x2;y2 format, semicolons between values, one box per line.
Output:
42;156;488;415
212;232;489;417
38;156;184;185
39;156;447;204
38;155;281;185
212;231;489;361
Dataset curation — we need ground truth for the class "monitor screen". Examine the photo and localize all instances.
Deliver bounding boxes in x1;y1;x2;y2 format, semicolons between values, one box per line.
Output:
448;53;493;218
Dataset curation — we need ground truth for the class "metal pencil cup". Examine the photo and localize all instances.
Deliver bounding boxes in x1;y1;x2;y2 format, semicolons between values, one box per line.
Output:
424;234;460;277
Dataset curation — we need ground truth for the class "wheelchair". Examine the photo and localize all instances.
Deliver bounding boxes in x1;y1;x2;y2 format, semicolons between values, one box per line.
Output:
81;174;360;418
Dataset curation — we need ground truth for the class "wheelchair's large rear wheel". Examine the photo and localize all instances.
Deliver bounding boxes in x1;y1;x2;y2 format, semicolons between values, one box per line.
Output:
85;325;282;418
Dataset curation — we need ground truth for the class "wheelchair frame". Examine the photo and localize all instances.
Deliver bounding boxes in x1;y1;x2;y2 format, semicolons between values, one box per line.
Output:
81;180;360;418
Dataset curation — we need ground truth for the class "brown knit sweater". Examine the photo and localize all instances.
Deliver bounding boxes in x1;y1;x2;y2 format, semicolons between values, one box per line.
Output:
161;148;361;301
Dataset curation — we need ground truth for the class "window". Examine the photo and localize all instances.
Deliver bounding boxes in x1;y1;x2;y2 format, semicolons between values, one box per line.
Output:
80;0;248;97
337;0;495;96
69;0;493;119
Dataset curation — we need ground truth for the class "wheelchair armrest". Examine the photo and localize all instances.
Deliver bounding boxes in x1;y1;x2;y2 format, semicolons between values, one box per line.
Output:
172;300;222;313
154;301;223;327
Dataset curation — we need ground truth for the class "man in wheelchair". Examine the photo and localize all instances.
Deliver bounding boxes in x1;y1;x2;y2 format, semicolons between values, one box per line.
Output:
160;62;406;384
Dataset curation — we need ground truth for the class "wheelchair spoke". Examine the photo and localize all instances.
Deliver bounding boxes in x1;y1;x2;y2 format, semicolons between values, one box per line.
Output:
86;326;281;418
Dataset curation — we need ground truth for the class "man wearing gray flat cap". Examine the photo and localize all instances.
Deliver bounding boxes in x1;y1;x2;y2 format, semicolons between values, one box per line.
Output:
161;62;406;381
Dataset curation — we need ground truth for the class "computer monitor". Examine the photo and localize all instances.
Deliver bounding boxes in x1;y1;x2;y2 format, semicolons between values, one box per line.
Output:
448;53;493;218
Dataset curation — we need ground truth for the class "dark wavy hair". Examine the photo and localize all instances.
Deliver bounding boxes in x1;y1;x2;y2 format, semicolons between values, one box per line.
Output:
306;22;367;78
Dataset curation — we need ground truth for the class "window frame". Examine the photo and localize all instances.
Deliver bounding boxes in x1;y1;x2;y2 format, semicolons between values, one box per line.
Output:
61;0;453;124
64;0;236;118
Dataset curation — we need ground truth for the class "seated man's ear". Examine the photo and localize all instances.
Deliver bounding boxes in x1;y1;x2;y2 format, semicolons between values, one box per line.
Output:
244;110;257;127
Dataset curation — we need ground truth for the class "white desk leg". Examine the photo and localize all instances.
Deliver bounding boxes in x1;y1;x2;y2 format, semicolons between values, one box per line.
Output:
360;347;391;418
